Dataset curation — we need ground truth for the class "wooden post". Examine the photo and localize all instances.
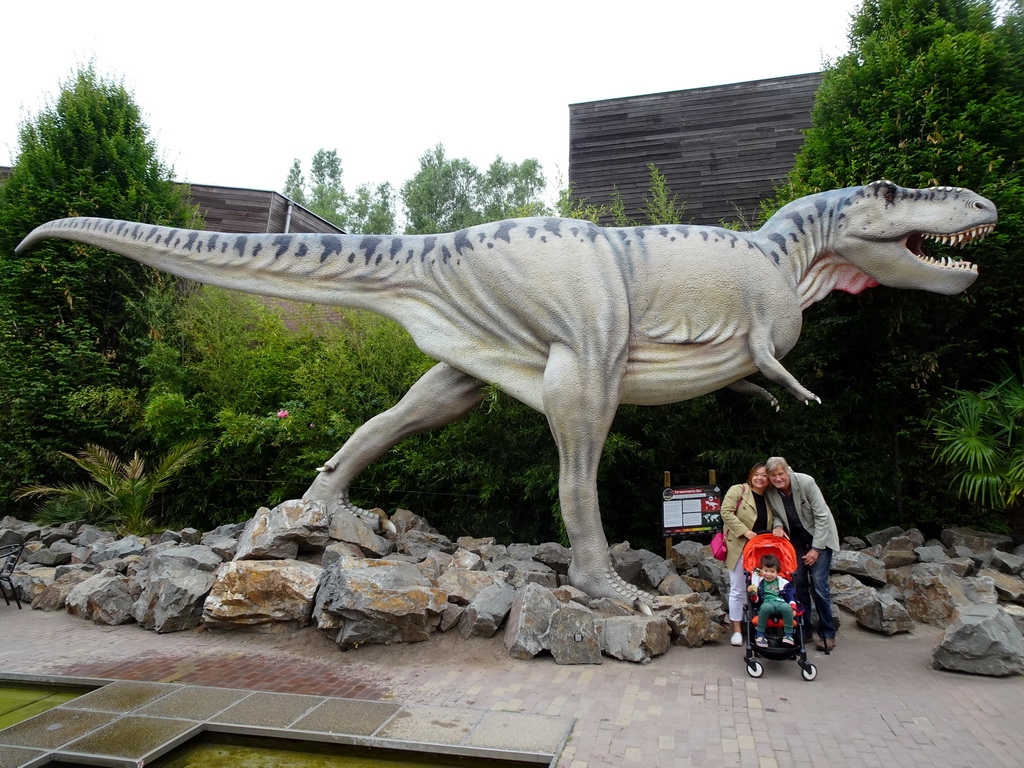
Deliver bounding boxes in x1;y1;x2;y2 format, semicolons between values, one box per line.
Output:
664;471;672;559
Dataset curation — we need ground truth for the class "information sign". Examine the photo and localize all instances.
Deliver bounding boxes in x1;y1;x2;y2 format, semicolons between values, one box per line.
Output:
661;485;723;537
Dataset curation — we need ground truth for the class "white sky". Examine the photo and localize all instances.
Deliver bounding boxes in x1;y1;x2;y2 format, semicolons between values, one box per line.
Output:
2;1;861;205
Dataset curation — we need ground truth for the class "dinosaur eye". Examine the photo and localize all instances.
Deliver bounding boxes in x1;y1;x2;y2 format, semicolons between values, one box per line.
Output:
884;190;895;203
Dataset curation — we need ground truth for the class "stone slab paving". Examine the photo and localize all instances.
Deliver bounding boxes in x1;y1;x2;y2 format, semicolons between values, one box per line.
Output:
1;607;1022;767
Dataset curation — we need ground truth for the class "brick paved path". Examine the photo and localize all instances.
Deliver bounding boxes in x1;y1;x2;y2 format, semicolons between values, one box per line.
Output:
2;608;1021;767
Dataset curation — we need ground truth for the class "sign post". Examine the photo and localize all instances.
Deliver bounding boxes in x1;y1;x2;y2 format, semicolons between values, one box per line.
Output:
662;470;722;559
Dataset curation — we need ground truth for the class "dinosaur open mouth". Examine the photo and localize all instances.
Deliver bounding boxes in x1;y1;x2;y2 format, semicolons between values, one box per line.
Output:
905;224;993;270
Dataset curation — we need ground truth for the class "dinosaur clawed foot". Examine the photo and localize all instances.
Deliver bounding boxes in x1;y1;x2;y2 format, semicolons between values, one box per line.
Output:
569;563;655;614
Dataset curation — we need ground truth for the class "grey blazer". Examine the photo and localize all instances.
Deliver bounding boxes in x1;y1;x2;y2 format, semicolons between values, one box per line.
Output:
765;471;840;552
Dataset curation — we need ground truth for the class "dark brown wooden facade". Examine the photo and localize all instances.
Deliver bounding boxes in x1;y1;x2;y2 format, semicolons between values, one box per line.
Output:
568;72;823;227
187;184;344;235
0;171;344;236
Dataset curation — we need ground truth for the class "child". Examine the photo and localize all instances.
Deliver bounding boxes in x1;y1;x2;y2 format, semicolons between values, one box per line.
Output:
747;554;798;647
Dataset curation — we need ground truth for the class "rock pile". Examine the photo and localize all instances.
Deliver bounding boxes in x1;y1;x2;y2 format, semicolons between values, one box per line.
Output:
2;507;1022;673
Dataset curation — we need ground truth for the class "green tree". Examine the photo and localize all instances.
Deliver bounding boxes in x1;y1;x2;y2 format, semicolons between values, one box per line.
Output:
283;159;307;205
347;181;398;234
479;157;547;220
0;64;194;507
402;144;483;234
762;0;1024;531
308;148;347;225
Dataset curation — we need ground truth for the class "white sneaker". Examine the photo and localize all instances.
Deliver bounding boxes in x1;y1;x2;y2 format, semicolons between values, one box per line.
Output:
730;632;743;646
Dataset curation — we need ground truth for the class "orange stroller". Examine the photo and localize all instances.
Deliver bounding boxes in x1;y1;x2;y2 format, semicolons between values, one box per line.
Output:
741;534;817;681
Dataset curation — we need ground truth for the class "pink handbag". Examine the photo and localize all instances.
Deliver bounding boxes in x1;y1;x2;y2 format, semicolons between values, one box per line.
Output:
712;484;746;561
711;532;727;560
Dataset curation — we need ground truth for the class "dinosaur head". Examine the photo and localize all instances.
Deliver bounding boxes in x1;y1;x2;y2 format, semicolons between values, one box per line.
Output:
825;180;994;296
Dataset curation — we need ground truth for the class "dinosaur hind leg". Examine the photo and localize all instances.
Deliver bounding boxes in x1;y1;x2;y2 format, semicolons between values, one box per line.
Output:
543;343;652;609
303;362;485;526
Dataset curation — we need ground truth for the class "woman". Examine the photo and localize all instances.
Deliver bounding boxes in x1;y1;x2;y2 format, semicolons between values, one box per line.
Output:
719;463;788;646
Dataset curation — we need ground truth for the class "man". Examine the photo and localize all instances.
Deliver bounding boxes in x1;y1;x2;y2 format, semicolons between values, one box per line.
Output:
764;457;840;651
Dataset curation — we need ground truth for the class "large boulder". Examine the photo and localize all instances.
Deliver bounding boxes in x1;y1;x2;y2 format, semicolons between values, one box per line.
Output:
831;550;887;587
896;563;969;626
65;572;135;625
203;559;323;630
853;591;914;635
31;568;94;612
435;569;508;606
458;580;516;638
314;557;446;648
932;604;1024;676
132;545;222;633
548;601;602;665
940;527;1014;554
595;615;671;663
503;582;562;660
654;594;723;647
235;500;331;560
976;568;1024;605
328;510;393;557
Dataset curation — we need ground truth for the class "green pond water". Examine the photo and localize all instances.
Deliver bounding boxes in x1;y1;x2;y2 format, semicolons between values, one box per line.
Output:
147;735;533;768
0;683;89;729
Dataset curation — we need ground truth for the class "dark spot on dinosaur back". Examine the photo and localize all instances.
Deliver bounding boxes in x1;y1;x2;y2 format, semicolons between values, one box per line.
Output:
184;232;198;251
453;229;473;255
296;243;308;258
321;236;343;263
273;236;292;258
494;221;517;243
234;236;248;257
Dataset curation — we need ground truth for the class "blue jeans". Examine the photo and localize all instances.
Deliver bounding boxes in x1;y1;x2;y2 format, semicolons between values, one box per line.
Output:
792;547;835;639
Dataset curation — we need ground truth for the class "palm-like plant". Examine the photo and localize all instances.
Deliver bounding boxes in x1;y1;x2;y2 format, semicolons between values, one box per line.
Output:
14;439;206;535
930;367;1024;524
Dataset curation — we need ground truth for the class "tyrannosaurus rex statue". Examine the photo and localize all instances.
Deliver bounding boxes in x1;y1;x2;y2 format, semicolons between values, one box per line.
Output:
17;180;996;606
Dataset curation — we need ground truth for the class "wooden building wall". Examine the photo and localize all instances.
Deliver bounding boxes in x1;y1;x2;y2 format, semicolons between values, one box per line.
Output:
568;72;823;227
187;184;343;235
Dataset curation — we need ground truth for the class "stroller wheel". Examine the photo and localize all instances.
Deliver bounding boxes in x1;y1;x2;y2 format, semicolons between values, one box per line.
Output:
801;664;818;682
745;660;764;678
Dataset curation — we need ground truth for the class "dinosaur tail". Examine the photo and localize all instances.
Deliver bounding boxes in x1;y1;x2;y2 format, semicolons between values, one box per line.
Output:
15;217;397;307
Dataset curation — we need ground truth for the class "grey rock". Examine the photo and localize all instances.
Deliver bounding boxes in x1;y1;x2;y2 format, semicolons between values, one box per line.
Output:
940;527;1014;554
450;548;484;571
415;551;454;581
504;582;562;659
507;543;539;560
314;557;445;647
841;536;868;550
655;594;723;647
439;603;465;632
879;549;918;569
533;542;572;575
831;549;887;587
200;535;238;561
71;525;112;548
669;540;707;571
397;529;455;559
914;545;950;564
39;526;74;547
179;528;202;545
962;575;999;605
494;559;557;589
204;559;323;631
1002;604;1024;635
132;545;222;633
864;526;904;548
455;536;496;554
638;550;673;591
989;550;1024;576
157;530;182;545
932;604;1024;676
329;510;393;557
596;615;671;663
389;508;438;535
236;499;332;560
23;541;72;567
899;563;969;626
436;569;509;605
66;572;135;625
31;569;94;611
458;580;516;638
977;568;1024;604
657;570;693;596
854;591;914;635
884;529;925;550
609;543;642;584
322;541;365;571
548;601;602;665
588;597;635;617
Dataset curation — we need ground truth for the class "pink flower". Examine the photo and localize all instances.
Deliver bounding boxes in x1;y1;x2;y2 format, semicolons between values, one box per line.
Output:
277;410;289;418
